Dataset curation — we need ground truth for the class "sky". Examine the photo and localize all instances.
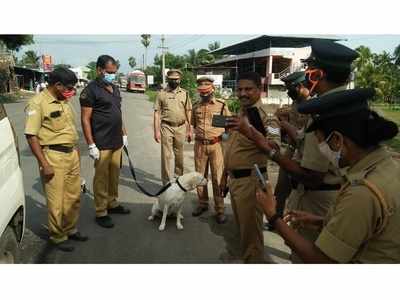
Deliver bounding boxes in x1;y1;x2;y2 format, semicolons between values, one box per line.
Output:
15;34;400;74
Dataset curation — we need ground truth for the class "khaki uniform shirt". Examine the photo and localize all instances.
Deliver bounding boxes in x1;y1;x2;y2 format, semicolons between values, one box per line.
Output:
24;89;78;146
316;147;400;263
224;100;280;170
154;86;192;125
301;85;348;185
191;97;230;140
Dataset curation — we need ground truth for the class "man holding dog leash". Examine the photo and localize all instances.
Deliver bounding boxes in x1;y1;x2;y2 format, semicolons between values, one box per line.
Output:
80;54;131;229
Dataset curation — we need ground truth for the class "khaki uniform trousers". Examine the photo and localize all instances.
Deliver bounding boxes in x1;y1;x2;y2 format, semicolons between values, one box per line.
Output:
286;187;337;263
93;148;122;217
229;175;265;263
42;148;81;243
161;123;185;184
194;141;224;214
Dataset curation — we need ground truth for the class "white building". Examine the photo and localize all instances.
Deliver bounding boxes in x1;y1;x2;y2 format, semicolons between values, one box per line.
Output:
196;35;341;103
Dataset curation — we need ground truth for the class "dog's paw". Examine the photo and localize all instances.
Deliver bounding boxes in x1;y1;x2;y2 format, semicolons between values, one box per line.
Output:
177;224;184;230
158;225;166;231
148;215;154;221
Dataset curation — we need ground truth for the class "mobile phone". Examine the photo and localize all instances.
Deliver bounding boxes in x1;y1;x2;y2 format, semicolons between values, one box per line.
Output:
212;114;228;128
254;164;268;191
246;107;267;136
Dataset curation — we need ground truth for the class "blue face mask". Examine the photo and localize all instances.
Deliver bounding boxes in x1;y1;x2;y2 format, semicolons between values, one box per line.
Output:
103;73;116;84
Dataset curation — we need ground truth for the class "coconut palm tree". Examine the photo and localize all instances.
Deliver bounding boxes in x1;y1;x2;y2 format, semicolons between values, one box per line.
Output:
140;34;151;70
128;56;136;69
393;44;400;66
21;50;40;68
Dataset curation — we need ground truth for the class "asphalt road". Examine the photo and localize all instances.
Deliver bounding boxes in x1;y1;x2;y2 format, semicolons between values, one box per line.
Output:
4;89;290;264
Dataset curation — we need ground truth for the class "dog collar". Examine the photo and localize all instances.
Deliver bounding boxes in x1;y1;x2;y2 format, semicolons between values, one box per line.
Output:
176;177;187;192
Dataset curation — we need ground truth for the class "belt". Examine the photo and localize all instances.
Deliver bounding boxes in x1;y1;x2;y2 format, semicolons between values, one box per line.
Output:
162;120;185;127
44;144;75;153
195;136;222;145
291;178;341;191
229;166;266;179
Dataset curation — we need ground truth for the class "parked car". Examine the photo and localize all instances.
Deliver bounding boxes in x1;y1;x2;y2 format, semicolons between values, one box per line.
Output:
0;103;25;263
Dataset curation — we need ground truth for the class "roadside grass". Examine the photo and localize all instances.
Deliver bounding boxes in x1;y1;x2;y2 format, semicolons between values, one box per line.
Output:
373;104;400;152
0;90;34;104
145;90;158;103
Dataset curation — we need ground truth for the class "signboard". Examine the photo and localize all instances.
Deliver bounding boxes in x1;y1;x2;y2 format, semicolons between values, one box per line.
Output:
196;74;223;89
147;75;154;85
42;55;53;72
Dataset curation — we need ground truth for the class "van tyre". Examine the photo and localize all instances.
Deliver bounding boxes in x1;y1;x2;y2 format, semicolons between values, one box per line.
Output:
0;226;20;264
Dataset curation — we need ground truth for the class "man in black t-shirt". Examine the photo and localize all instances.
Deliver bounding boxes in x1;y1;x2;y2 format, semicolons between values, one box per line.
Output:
80;55;131;228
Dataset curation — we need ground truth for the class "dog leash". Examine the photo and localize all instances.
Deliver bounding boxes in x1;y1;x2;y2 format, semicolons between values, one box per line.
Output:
123;146;173;197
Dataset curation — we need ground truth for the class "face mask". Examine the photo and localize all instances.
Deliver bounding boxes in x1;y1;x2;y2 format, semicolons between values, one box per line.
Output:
61;89;75;100
104;73;116;84
168;81;179;89
287;87;298;100
197;85;214;97
318;133;342;169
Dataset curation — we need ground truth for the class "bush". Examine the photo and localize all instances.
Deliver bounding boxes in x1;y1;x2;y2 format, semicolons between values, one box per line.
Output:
227;98;240;114
180;70;197;101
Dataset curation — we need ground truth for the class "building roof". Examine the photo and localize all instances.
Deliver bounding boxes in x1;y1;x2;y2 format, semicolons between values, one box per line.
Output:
210;35;342;56
14;65;49;74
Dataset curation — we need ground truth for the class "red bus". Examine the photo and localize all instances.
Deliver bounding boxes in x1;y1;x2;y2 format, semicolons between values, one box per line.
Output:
127;70;146;93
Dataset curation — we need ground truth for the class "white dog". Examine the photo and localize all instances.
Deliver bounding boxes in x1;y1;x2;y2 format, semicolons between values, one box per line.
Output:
148;172;207;231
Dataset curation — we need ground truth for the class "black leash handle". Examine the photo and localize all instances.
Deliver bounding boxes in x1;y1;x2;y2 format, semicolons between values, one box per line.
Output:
123;146;171;197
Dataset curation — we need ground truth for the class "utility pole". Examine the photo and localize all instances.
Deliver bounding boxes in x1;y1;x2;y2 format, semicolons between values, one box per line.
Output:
158;35;168;88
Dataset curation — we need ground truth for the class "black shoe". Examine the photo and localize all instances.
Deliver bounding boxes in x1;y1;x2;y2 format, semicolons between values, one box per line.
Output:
216;214;227;224
192;206;208;217
96;215;114;228
108;205;131;215
51;240;74;252
69;232;89;242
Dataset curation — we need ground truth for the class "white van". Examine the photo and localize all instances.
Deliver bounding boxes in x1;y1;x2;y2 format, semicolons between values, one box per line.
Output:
0;103;25;263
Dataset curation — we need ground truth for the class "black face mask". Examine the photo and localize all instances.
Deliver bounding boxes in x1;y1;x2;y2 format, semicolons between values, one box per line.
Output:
287;87;299;101
168;81;179;89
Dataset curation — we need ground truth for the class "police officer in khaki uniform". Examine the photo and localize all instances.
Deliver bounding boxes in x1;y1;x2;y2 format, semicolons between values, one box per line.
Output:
256;88;400;263
25;68;88;252
153;69;192;184
191;76;231;224
270;72;309;229
221;72;281;263
229;41;359;263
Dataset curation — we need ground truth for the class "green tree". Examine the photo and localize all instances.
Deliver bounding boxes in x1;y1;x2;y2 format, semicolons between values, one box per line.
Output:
85;61;97;80
354;46;400;104
208;41;220;51
20;50;40;68
141;34;151;69
393;44;400;66
128;56;137;69
0;35;34;52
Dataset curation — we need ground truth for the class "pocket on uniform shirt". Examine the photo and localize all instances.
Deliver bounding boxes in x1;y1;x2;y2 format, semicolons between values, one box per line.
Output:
49;112;66;131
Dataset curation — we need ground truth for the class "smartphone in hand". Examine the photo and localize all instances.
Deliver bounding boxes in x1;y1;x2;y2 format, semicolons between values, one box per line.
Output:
254;164;268;191
212;115;229;128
